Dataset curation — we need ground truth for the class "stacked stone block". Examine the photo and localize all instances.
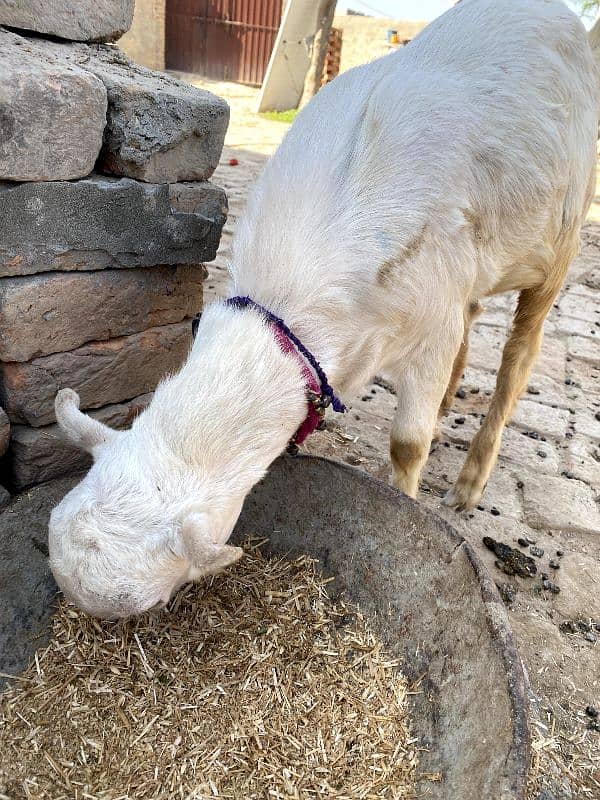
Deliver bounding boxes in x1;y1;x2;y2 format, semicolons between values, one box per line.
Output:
0;5;229;496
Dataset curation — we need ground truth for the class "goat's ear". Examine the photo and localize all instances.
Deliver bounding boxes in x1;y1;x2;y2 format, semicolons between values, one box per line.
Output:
180;512;243;575
55;388;120;455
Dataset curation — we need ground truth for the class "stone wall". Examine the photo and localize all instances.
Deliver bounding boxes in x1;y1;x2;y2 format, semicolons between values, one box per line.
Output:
333;15;427;74
0;3;229;501
118;0;166;70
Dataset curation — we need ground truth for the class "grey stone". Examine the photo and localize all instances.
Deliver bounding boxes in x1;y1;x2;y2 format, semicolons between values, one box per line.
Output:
0;176;227;278
511;400;570;440
440;415;560;476
0;265;203;362
523;476;600;535
0;29;107;181
551;551;600;620
0;407;8;456
1;321;192;426
558;285;599;323
568;335;599;364
0;476;78;689
556;313;599;339
2;394;153;491
36;40;230;183
566;436;600;487
573;409;600;442
0;0;134;42
469;324;567;385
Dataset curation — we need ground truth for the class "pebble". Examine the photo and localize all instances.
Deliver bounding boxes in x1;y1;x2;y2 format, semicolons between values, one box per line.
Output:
527;386;540;395
470;387;480;394
588;721;600;732
455;416;466;425
595;411;600;422
585;705;598;718
517;538;529;548
584;632;597;643
537;450;548;459
549;559;560;570
517;480;524;490
530;546;544;558
455;388;466;399
560;621;578;634
490;507;500;516
497;582;517;604
542;579;560;594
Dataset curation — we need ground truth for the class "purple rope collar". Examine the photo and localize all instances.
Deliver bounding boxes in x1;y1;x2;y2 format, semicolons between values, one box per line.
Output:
223;296;346;414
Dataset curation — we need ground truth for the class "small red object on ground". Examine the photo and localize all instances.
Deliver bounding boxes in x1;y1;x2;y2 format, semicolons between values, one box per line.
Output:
229;158;239;166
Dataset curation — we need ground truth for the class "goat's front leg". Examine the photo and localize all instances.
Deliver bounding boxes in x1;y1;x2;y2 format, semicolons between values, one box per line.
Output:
389;311;464;498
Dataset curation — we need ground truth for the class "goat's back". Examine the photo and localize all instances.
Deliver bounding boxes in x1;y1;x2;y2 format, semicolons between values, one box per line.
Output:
233;0;598;307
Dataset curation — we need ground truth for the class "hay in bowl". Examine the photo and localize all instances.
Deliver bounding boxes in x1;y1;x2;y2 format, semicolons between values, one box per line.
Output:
0;539;419;800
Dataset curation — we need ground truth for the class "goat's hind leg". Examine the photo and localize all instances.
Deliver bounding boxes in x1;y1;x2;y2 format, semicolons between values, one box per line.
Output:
437;300;484;423
444;256;573;511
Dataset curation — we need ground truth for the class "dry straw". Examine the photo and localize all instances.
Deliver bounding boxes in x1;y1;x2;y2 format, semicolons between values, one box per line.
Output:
0;539;418;799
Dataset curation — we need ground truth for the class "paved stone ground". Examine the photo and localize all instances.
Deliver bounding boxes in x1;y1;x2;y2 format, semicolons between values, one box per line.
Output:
184;76;600;798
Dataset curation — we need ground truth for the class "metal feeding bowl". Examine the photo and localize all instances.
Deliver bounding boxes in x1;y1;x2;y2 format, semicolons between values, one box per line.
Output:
0;455;530;799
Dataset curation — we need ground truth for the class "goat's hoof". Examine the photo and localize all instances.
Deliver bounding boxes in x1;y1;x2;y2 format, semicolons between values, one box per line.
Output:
443;479;482;512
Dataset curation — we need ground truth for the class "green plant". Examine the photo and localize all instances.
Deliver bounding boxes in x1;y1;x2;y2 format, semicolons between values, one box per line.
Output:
259;109;299;124
578;0;599;16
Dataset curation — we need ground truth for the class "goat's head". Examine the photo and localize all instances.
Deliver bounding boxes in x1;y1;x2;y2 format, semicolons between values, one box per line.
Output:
48;389;243;619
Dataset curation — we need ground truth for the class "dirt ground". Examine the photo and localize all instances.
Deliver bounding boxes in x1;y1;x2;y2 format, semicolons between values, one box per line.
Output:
178;75;600;798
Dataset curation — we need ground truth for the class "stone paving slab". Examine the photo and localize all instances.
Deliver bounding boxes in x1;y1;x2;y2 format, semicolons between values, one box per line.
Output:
0;29;107;181
0;0;134;42
0;265;204;363
1;321;193;427
36;41;230;183
0;177;226;278
523;475;600;535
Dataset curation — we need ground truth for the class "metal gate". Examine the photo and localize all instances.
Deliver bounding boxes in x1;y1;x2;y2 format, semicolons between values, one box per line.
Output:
166;1;282;86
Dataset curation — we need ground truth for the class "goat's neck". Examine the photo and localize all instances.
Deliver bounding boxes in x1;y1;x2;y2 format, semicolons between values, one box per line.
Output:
141;302;308;500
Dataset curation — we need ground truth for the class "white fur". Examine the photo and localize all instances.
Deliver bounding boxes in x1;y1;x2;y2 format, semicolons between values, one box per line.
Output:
50;0;598;617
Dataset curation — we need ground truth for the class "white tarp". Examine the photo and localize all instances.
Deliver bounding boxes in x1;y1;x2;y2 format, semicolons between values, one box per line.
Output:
256;0;322;113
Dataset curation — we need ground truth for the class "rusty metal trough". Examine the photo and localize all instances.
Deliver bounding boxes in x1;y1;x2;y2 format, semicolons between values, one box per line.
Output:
0;454;530;799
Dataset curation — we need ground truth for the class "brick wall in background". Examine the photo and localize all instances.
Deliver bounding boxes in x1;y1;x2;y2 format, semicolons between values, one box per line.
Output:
333;15;427;74
119;0;166;70
0;22;229;497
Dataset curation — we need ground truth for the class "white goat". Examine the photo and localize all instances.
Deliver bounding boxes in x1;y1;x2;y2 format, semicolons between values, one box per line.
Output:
50;0;598;618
